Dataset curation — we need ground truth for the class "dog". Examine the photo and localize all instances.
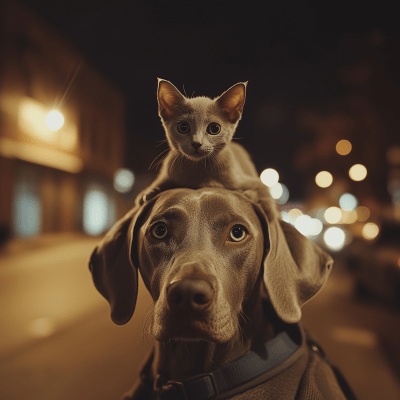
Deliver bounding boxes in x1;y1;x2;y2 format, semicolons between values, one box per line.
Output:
89;187;355;399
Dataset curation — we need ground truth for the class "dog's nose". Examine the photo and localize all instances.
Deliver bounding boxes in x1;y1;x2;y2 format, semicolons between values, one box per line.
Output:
167;279;214;312
191;142;201;149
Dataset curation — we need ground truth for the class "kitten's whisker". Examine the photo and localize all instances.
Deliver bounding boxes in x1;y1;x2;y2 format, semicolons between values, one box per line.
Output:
232;137;244;140
156;139;168;147
149;148;170;170
182;84;187;97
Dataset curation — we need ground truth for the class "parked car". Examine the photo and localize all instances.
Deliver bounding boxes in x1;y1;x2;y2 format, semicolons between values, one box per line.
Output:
346;221;400;306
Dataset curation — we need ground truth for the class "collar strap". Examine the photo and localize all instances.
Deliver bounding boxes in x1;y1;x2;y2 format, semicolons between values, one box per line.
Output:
154;331;302;400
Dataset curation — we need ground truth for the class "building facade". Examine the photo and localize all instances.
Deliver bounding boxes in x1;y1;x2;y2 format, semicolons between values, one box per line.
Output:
0;0;127;239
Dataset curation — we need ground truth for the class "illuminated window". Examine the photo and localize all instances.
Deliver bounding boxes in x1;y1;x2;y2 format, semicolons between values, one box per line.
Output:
13;180;42;237
83;189;110;235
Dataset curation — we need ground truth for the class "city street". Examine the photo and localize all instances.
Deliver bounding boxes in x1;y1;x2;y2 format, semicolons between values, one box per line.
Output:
0;237;399;400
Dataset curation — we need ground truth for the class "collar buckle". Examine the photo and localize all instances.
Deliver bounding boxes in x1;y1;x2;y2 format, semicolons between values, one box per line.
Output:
156;377;189;400
203;372;219;399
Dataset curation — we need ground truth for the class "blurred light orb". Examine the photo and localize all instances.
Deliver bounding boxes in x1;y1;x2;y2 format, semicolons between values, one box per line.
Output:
288;208;303;225
281;211;290;223
270;182;283;199
324;207;342;224
45;110;64;131
336;139;352;155
310;218;324;235
114;168;135;193
324;227;346;251
29;317;55;338
315;171;333;188
295;215;313;236
339;193;358;211
83;190;108;235
356;206;370;221
260;168;279;187
362;222;379;240
276;183;289;204
349;164;367;181
340;210;357;224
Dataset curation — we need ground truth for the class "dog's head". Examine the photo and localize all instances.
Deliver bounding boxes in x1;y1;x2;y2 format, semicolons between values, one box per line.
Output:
89;188;333;343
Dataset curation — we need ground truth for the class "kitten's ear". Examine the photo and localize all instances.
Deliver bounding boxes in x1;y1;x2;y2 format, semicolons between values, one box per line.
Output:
216;81;248;123
157;78;185;120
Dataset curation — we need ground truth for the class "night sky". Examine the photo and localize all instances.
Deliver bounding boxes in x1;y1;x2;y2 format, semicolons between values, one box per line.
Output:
21;0;400;200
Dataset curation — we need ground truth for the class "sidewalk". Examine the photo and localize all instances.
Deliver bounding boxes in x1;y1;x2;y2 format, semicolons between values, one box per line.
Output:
0;233;104;358
0;232;98;259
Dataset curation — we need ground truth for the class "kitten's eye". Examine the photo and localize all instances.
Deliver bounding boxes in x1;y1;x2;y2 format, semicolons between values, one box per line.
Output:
152;223;168;239
228;225;247;242
177;121;190;134
207;123;221;135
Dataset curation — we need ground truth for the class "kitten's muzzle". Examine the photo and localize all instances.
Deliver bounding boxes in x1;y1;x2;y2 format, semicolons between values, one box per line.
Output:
192;142;202;149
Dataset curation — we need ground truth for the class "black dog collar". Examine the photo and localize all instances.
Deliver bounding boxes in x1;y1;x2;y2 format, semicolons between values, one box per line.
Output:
154;331;303;400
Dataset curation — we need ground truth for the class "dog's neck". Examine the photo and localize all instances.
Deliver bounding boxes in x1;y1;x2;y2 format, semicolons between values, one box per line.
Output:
153;281;276;382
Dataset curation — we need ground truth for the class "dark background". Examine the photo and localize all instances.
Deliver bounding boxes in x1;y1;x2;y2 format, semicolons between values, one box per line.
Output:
20;0;400;200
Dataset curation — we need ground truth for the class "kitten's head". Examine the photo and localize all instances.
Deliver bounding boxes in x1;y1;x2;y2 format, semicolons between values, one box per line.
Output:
157;78;247;161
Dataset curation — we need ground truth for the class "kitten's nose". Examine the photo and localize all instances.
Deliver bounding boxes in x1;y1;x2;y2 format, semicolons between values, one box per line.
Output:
192;142;201;149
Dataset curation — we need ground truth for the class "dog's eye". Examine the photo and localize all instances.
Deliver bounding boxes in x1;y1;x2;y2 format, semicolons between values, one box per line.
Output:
207;123;221;135
177;121;190;134
228;225;247;242
152;223;168;239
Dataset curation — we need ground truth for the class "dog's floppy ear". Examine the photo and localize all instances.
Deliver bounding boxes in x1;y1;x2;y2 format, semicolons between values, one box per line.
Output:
89;198;157;325
253;203;333;324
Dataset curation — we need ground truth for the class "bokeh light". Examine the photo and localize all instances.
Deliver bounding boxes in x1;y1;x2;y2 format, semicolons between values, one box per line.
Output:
295;215;313;236
29;317;55;338
45;110;64;131
315;171;333;188
324;227;346;251
114;168;135;193
281;211;290;223
310;218;323;235
356;206;370;221
349;164;367;181
287;208;303;225
83;190;109;235
339;193;358;211
269;182;283;199
324;207;342;224
340;210;357;224
336;139;352;155
362;222;379;240
260;168;279;187
276;183;289;204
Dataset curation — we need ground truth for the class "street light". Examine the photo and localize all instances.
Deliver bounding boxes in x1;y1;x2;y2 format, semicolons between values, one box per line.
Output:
45;110;64;131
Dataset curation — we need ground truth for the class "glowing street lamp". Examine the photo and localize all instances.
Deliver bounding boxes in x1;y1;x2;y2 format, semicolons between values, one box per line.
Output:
45;110;64;131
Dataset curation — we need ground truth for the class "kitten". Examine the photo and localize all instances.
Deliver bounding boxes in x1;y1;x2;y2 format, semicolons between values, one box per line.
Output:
139;79;280;220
